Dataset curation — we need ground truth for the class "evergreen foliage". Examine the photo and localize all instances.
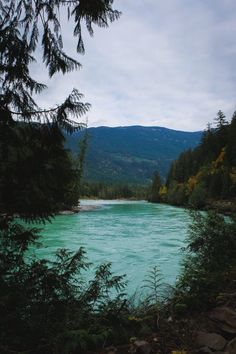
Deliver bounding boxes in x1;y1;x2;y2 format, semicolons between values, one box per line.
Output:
148;171;162;202
0;0;120;129
0;122;81;220
80;181;148;200
173;211;236;311
0;0;121;217
149;111;236;208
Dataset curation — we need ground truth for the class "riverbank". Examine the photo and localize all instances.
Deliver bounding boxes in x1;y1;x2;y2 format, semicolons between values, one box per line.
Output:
149;198;236;216
204;198;236;215
90;295;236;354
58;204;101;215
58;197;147;215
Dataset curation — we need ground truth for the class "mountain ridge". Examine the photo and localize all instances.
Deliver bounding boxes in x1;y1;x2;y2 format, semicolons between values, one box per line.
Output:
88;124;202;133
66;125;202;184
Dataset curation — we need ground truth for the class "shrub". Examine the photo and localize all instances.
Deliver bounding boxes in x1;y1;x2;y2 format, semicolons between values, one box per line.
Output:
173;211;236;311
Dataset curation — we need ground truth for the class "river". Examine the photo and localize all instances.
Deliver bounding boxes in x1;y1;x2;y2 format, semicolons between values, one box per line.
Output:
36;200;190;295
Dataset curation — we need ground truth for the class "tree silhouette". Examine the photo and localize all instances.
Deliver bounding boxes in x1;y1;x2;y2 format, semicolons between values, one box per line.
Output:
0;0;120;129
0;0;121;219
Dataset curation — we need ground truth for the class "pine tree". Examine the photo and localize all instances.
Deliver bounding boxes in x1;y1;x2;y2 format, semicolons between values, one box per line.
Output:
214;110;228;129
149;171;162;202
0;0;120;131
0;0;121;219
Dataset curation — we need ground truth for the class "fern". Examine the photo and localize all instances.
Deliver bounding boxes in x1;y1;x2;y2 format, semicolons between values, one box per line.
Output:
142;266;163;307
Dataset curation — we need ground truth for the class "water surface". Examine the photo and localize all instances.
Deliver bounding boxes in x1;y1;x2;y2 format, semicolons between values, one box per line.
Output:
36;200;190;294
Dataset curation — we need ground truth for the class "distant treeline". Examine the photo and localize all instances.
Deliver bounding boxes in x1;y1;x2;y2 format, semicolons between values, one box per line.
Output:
80;181;148;200
148;110;236;208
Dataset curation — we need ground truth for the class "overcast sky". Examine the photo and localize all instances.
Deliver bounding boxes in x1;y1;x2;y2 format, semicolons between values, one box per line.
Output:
33;0;236;131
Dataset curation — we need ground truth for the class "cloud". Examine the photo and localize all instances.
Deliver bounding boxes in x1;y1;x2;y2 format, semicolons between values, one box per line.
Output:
31;0;236;131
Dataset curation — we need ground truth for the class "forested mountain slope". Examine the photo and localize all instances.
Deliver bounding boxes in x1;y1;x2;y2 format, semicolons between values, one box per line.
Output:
66;126;202;184
150;111;236;210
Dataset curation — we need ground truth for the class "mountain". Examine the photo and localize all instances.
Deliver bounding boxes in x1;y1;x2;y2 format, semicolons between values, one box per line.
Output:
66;126;202;184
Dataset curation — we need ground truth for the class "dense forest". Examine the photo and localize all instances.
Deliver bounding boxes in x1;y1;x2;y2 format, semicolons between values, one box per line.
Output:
80;181;148;200
149;110;236;211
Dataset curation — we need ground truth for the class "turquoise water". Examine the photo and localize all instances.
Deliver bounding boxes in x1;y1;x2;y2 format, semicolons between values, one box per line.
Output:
36;200;190;294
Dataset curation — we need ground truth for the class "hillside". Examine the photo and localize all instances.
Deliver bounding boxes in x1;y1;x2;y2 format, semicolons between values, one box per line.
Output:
66;126;202;184
150;111;236;211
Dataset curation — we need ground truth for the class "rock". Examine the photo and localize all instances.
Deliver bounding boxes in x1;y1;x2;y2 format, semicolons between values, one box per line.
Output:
71;205;80;213
216;292;236;305
58;210;75;215
209;200;236;214
226;337;236;354
217;323;236;334
195;331;226;351
78;205;100;212
102;346;117;354
195;347;213;353
210;307;236;333
133;340;151;354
